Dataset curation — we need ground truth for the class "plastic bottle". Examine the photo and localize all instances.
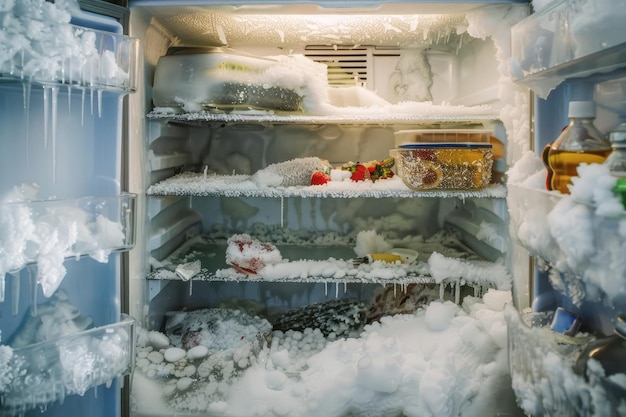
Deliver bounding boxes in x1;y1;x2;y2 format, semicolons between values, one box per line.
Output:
605;122;626;178
543;101;612;194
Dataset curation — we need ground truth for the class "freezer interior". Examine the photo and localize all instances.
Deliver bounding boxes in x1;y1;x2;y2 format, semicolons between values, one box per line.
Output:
125;2;531;417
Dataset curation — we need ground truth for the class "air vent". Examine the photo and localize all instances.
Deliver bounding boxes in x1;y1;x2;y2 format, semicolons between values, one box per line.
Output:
305;46;373;87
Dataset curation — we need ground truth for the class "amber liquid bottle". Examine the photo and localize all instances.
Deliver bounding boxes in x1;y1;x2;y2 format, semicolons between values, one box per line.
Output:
544;101;612;194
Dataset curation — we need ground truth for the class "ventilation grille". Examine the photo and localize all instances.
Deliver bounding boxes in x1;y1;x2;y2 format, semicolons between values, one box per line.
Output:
305;46;372;87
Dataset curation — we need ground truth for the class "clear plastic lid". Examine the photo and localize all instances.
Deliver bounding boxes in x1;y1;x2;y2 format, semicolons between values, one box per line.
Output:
397;142;493;149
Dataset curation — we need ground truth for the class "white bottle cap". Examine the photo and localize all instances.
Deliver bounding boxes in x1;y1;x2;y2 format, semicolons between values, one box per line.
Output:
568;101;596;118
610;123;626;144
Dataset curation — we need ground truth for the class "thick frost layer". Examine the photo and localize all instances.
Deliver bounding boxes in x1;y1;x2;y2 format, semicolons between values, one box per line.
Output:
132;290;519;417
0;0;132;88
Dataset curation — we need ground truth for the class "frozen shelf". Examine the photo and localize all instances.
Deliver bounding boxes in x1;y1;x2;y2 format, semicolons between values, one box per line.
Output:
505;306;624;416
0;193;136;299
146;239;511;292
147;172;507;199
0;316;135;417
147;110;502;126
0;25;139;93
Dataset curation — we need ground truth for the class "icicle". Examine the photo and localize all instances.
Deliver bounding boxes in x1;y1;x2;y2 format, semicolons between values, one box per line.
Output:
90;87;94;116
324;281;328;296
189;278;193;296
335;282;339;298
22;81;31;169
97;89;102;118
43;86;49;149
28;266;37;317
18;49;24;77
11;271;20;315
343;281;347;293
439;282;445;300
280;197;284;228
455;281;461;305
0;273;4;303
393;283;396;297
81;88;86;126
51;86;59;184
61;56;65;84
203;165;208;179
67;85;72;113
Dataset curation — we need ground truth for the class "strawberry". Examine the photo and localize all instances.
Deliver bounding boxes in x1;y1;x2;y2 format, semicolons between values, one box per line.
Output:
311;171;331;185
350;164;370;182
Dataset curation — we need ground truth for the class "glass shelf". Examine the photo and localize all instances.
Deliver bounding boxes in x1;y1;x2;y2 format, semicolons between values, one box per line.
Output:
0;193;137;299
506;306;624;416
146;109;501;127
147;239;510;295
0;25;139;93
147;173;507;199
0;316;135;417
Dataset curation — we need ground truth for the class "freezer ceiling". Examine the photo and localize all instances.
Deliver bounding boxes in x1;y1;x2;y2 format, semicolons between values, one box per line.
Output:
132;4;486;48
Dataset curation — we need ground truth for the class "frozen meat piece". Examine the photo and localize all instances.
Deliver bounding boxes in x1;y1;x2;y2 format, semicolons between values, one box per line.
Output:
163;308;272;352
252;157;331;187
226;233;283;275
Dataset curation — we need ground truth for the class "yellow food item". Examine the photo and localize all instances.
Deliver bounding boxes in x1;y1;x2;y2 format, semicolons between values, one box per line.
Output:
435;149;486;165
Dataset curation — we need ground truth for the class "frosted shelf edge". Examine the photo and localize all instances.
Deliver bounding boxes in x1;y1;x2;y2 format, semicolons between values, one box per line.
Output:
146;111;502;125
149;267;493;288
0;316;136;417
147;173;507;199
0;75;136;95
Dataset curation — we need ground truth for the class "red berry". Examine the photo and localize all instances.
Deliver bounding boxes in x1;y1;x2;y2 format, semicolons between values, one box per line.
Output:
311;171;330;185
350;164;369;182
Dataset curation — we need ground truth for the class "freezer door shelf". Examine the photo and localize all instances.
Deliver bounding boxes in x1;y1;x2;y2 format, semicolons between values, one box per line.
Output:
505;305;624;416
0;24;139;93
510;0;626;98
0;193;137;300
507;183;626;305
0;316;135;417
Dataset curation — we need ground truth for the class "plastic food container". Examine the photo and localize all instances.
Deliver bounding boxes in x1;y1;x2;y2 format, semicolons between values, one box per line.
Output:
390;143;493;190
153;47;303;112
394;129;492;147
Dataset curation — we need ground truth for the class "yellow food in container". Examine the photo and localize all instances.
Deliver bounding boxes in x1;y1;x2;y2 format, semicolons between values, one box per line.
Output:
390;143;493;190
